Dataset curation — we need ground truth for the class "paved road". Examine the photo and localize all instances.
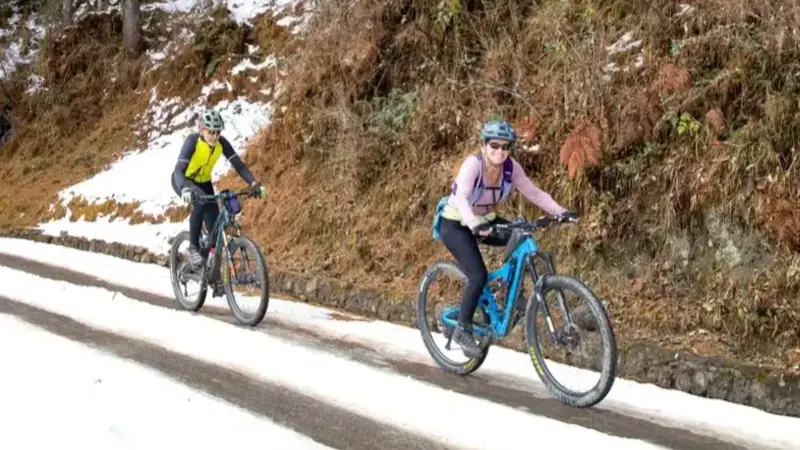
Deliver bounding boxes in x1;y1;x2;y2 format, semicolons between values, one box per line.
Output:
0;253;748;450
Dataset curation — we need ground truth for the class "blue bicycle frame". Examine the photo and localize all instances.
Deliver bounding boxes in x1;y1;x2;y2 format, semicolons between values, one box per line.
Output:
439;225;545;340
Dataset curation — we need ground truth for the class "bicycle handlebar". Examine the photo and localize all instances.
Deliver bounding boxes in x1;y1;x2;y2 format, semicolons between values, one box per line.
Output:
195;189;254;203
491;215;576;233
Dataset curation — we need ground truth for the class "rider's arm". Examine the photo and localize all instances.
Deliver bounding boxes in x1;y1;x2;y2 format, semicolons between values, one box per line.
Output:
510;158;568;216
220;137;256;185
172;133;199;192
450;156;483;229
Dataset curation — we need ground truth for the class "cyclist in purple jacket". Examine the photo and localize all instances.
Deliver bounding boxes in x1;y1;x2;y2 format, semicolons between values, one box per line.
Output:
438;120;578;357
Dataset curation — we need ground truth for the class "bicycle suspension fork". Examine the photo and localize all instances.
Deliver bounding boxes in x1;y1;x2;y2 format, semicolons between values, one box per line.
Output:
527;253;574;341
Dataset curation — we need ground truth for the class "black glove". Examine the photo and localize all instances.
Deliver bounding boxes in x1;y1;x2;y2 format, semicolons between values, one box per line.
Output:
558;211;579;223
250;182;265;198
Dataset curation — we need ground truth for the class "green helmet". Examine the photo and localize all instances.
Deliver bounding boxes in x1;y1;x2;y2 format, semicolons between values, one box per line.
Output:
198;108;224;131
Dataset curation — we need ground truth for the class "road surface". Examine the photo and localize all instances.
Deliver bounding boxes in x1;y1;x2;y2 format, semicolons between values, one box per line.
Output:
0;252;749;450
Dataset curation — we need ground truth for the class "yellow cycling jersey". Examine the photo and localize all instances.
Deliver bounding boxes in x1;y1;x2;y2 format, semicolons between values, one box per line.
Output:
172;132;255;191
184;137;223;183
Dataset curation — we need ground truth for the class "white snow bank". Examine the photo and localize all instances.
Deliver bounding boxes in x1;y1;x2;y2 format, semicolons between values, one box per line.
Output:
0;263;667;450
142;0;305;26
34;86;271;253
0;6;45;82
54;92;271;216
0;314;333;450
37;218;186;255
1;237;799;450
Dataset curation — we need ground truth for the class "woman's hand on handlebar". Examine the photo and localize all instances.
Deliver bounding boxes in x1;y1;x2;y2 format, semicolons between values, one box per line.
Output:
470;221;494;237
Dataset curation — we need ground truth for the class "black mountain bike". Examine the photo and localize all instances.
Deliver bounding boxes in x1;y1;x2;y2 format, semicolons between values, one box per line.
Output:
168;188;270;326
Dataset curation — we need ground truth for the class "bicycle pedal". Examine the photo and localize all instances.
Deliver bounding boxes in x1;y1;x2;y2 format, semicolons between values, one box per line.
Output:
444;330;454;350
211;281;224;297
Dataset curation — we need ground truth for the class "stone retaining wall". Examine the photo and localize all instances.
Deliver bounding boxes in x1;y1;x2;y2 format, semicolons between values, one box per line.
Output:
2;227;798;417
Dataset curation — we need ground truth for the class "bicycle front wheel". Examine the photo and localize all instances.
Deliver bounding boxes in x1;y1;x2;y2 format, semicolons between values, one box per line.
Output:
524;274;618;408
169;231;207;311
221;235;270;326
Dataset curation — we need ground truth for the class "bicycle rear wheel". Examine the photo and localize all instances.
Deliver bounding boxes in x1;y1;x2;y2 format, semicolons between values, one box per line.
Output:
416;260;488;375
221;235;270;326
524;274;618;407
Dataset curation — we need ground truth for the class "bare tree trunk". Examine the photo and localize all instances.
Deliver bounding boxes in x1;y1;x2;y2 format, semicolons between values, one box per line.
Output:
62;0;72;25
122;0;142;56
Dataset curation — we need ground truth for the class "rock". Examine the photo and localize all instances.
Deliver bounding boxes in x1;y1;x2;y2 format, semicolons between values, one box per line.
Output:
305;277;319;296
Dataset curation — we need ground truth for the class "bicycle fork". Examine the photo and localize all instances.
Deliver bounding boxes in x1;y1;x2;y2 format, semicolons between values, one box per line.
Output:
528;254;574;345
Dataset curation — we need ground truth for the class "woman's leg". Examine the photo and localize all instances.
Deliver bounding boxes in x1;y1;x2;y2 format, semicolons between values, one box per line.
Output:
439;217;486;357
179;181;206;250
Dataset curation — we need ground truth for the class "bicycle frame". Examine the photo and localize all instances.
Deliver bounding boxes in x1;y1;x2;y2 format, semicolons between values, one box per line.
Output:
439;226;566;341
199;190;246;284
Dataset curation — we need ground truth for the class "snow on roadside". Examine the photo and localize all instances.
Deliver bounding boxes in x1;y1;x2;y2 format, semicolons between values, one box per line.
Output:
54;87;271;217
0;314;333;450
0;3;46;84
35;84;271;254
33;0;294;254
2;237;800;450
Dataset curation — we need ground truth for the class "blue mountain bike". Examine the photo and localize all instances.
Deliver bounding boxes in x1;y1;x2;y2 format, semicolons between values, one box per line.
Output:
417;215;618;407
169;188;270;327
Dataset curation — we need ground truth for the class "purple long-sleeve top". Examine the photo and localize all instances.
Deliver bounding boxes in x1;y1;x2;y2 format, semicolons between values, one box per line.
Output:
445;155;567;229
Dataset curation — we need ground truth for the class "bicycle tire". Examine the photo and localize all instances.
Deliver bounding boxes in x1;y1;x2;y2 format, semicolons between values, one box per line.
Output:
524;274;618;407
222;235;270;326
416;260;488;375
169;230;207;311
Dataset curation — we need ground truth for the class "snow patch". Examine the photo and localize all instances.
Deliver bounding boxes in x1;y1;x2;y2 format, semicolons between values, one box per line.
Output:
232;55;277;75
601;30;645;82
49;91;271;215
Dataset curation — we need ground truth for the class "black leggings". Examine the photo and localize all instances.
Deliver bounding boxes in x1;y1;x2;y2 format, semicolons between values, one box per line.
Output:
172;178;219;249
439;216;511;325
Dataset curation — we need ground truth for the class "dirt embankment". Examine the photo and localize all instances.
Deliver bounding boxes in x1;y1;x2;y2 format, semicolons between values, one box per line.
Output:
229;0;800;373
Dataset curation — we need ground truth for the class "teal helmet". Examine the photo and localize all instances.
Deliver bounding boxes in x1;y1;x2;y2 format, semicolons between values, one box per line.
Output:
480;120;517;144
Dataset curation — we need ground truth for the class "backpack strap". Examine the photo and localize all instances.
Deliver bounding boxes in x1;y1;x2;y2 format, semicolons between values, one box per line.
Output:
450;154;515;207
498;157;514;202
469;154;484;205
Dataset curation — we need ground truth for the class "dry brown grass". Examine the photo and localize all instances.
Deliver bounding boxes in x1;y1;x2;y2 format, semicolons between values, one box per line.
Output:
43;195;182;225
559;121;602;179
0;9;149;230
211;0;800;370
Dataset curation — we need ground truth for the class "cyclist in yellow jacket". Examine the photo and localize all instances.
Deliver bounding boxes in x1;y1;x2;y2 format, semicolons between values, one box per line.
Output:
171;108;264;268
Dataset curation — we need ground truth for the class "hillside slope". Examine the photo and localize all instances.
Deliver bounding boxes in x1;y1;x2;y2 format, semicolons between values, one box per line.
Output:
245;0;800;373
1;0;799;379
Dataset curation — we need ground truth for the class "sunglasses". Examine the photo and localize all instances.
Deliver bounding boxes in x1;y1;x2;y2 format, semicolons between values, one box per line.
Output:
487;142;511;151
204;128;221;136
